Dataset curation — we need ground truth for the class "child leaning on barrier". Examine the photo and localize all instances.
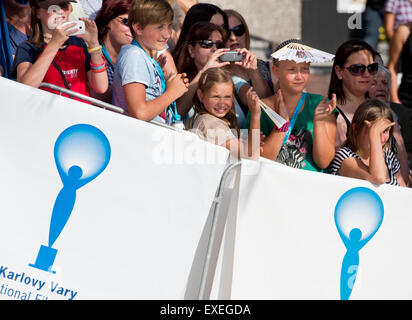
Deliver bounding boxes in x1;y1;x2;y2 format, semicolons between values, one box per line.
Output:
12;0;108;102
329;99;407;187
111;0;189;125
187;67;261;160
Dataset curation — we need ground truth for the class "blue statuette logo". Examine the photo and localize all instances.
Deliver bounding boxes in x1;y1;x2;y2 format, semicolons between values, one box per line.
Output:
335;187;384;300
29;124;111;274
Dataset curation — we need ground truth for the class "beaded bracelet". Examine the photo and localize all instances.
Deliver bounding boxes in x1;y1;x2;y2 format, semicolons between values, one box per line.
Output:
273;120;290;133
88;45;102;54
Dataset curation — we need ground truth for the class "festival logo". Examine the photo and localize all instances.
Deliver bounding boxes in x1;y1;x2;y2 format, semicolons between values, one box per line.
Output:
334;187;384;300
29;124;111;274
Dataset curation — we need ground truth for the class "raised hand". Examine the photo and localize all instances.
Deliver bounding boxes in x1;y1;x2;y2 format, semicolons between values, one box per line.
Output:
49;22;77;47
246;87;261;117
201;48;231;71
167;72;189;98
77;18;99;48
234;48;257;71
365;118;395;141
314;93;337;122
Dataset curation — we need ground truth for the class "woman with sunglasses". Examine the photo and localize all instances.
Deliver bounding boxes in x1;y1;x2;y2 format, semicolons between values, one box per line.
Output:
225;9;273;98
328;39;378;149
94;0;132;103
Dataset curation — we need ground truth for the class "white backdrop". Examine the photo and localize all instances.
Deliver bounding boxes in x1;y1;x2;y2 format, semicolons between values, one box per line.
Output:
0;78;230;300
2;78;412;300
221;159;412;300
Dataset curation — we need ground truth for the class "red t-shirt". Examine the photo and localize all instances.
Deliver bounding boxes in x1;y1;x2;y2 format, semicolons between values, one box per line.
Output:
12;37;91;103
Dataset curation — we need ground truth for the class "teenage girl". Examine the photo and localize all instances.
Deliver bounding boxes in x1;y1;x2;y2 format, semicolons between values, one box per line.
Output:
188;67;261;160
329;99;407;187
246;39;338;172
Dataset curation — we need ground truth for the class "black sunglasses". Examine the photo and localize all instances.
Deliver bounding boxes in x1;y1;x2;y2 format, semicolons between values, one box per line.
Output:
116;17;129;26
195;40;225;49
343;63;379;76
229;24;246;37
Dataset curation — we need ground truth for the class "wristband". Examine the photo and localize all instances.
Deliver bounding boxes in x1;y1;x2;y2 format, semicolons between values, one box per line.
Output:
273;120;290;133
91;65;107;73
88;45;102;53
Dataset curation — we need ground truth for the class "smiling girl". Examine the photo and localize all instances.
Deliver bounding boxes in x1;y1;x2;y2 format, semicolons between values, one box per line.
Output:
189;67;261;160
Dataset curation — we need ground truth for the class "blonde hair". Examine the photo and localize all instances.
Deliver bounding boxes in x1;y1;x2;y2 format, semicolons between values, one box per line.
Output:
129;0;173;37
346;99;395;152
188;68;238;132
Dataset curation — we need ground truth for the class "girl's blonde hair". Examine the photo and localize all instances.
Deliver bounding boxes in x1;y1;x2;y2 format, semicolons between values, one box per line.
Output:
346;99;395;152
188;67;238;132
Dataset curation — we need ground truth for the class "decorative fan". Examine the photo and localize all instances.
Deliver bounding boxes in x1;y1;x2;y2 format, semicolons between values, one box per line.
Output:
271;40;335;64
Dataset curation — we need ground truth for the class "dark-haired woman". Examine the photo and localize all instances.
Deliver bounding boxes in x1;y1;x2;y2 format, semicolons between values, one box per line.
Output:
327;39;377;149
12;0;108;101
172;3;229;67
175;21;258;128
94;0;132;102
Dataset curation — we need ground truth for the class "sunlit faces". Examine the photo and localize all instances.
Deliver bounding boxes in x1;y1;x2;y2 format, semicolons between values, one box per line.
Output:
188;30;224;72
133;21;172;52
335;50;375;96
107;14;133;46
368;71;390;102
197;82;234;118
227;14;246;50
272;60;310;94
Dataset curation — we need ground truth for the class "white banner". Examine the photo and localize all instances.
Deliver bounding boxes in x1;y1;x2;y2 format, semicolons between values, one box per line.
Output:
224;158;412;300
0;77;231;300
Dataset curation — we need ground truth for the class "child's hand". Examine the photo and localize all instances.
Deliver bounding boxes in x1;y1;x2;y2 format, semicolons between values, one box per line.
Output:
49;22;77;47
77;18;99;48
366;118;395;139
246;87;261;117
167;73;189;98
314;93;336;122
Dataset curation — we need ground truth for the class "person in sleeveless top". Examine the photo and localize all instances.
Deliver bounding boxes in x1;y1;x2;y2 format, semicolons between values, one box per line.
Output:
328;40;377;150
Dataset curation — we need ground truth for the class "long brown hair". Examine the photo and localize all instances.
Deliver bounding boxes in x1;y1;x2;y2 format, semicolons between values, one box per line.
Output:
345;99;395;152
224;9;250;50
174;21;226;82
188;67;238;132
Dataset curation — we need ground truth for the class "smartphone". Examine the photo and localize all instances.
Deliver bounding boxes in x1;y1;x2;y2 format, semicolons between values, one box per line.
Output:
219;51;243;62
61;21;85;36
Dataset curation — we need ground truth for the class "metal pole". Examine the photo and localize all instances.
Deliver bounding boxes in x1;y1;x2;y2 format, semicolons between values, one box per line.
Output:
198;160;242;300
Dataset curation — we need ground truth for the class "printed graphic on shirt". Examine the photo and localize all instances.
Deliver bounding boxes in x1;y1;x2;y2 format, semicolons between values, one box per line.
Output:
276;129;312;169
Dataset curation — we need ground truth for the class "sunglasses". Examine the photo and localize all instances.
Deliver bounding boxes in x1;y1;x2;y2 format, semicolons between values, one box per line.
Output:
229;24;246;37
343;63;379;76
116;17;129;27
195;40;225;49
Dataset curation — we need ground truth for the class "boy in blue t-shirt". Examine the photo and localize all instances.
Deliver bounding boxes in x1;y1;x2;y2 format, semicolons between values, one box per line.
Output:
112;0;189;124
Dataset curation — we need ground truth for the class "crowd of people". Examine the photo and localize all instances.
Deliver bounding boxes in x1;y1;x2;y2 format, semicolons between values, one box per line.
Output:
1;0;412;188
